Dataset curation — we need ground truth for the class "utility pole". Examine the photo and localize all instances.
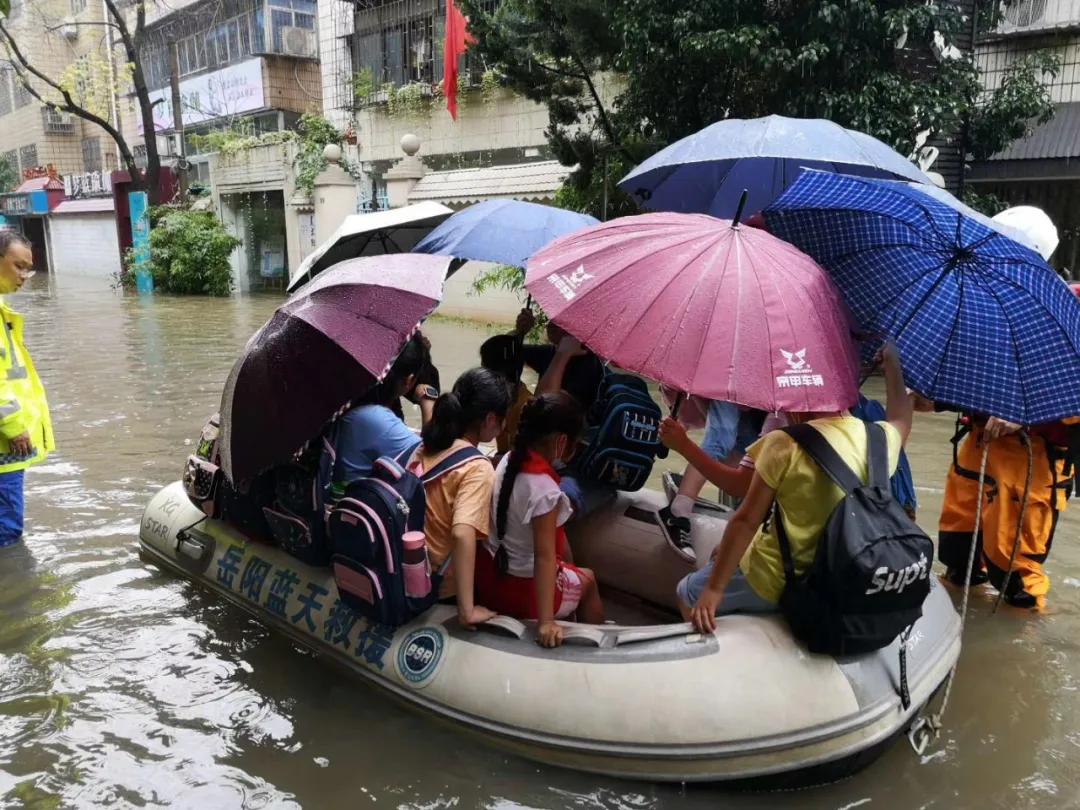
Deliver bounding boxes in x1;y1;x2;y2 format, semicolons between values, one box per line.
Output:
168;41;188;199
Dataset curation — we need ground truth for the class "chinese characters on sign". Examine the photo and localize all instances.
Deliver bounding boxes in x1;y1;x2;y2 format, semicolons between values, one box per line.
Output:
64;171;113;199
129;191;153;294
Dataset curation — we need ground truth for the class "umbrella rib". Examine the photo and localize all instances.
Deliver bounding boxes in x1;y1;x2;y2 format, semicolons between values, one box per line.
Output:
980;274;1032;421
633;236;730;383
682;235;737;396
888;260;958;345
924;265;966;399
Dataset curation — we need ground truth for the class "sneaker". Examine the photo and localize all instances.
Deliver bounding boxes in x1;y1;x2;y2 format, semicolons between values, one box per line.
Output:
658;505;695;562
945;566;989;587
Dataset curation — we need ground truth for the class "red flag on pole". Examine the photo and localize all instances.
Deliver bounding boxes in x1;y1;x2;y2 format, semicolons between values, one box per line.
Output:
444;0;475;120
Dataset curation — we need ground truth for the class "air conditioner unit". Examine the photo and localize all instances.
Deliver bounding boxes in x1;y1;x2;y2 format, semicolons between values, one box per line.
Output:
61;18;78;41
997;0;1076;34
280;26;316;58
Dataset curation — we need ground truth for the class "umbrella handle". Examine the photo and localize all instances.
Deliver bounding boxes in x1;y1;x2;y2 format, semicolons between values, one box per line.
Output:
671;392;685;419
733;189;750;227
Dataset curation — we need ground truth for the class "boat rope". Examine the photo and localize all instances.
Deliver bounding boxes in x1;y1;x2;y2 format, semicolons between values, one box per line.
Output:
909;438;991;757
992;431;1033;615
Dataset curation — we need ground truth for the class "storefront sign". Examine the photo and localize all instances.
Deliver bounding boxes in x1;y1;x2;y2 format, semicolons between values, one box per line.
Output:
144;58;265;132
129;191;153;294
0;194;30;216
22;165;59;181
64;171;113;199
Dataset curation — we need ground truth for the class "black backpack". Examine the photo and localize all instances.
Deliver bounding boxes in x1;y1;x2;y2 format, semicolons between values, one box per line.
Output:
773;422;933;657
578;373;665;491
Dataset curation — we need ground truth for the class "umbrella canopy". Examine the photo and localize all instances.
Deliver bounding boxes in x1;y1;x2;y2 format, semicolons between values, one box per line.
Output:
524;213;860;412
763;171;1080;424
286;202;453;292
414;199;598;268
619;115;931;219
221;253;454;483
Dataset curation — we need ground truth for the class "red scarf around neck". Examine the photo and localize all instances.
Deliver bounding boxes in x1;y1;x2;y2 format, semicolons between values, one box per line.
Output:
516;449;567;558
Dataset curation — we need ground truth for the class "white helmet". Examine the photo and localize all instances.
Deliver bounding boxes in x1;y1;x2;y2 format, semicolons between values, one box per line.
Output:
992;206;1059;261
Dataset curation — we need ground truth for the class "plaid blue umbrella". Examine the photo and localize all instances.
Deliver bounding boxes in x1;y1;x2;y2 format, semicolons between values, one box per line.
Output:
763;171;1080;425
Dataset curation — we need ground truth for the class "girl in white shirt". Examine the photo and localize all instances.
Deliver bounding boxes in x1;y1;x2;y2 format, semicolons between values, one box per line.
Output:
475;392;604;647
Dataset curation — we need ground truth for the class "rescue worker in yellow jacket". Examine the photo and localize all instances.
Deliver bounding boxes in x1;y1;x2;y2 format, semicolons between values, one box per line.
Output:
0;230;54;547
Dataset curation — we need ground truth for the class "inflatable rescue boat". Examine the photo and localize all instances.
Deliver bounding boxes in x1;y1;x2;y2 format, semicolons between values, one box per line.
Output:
139;482;961;785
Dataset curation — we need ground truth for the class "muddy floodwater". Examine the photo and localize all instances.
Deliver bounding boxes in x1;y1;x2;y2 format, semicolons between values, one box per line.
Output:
2;274;1079;809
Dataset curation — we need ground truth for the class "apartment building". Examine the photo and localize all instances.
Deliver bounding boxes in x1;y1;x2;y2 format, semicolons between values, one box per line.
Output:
971;0;1080;274
124;0;323;290
319;0;578;211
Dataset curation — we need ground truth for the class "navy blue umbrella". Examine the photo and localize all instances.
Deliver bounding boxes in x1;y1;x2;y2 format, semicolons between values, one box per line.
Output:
763;171;1080;425
619;115;931;219
413;199;598;268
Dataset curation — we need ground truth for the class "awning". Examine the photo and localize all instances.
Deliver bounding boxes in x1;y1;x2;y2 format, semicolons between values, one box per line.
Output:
988;102;1080;161
15;177;64;193
408;160;571;205
52;198;115;215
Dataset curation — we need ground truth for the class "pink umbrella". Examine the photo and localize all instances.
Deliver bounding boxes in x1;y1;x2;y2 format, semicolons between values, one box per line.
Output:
525;212;860;413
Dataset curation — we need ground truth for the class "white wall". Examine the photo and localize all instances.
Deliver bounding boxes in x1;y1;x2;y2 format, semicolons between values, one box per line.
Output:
49;214;122;278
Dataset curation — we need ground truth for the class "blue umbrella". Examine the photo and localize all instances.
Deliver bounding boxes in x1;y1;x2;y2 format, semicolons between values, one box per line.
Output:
762;171;1080;425
413;199;598;268
619;115;932;220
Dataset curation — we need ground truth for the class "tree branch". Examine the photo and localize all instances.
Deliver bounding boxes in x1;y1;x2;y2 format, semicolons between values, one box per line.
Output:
0;19;140;182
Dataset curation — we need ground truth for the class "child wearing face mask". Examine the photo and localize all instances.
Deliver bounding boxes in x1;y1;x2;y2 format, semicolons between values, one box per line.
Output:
475;392;605;648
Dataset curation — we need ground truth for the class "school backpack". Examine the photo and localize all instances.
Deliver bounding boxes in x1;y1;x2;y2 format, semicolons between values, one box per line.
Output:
182;413;275;540
578;373;664;492
328;444;486;627
773;422;933;657
261;428;338;566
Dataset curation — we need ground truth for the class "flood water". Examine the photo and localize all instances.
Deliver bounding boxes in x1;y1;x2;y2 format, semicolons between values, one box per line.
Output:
2;273;1079;809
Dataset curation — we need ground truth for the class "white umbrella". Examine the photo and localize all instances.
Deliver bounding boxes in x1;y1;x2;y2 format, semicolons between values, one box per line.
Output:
287;201;454;292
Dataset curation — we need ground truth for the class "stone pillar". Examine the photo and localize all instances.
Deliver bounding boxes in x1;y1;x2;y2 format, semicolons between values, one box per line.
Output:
383;134;427;209
313;144;358;244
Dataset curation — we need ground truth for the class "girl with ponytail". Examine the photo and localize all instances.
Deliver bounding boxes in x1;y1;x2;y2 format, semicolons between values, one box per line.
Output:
413;367;510;628
474;392;604;648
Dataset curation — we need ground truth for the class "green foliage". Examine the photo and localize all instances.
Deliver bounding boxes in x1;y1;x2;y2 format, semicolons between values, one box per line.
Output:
968;51;1060;161
0;1;9;17
461;0;1061;219
469;264;548;339
138;207;240;296
292;113;359;196
352;67;376;103
961;186;1007;218
0;152;16;193
189;123;294;160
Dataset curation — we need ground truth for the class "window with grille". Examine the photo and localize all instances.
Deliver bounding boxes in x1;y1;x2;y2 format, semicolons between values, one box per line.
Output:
353;0;498;97
18;145;37;173
134;144;148;170
0;151;16;180
70;0;87;14
0;71;11;118
82;137;101;172
268;0;317;56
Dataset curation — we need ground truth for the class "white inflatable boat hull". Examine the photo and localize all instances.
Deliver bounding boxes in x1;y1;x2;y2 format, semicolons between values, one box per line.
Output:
139;482;961;784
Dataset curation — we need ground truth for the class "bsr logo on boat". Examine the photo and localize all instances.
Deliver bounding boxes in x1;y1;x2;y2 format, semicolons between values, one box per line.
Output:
397;628;445;686
864;553;930;596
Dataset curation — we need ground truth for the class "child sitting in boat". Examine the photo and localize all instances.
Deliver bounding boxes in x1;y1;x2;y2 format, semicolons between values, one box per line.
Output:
475;392;604;648
662;342;912;632
413;368;510;629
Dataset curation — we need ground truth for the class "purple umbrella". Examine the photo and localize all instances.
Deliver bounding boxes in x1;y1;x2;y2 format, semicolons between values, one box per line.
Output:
219;253;453;483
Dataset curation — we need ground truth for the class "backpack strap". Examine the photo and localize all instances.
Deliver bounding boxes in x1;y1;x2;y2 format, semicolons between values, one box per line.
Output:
772;502;797;586
419;445;486;485
865;421;891;491
782;423;863;495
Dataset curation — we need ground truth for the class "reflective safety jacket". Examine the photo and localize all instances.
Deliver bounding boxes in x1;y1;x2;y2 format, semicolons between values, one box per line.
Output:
0;297;53;474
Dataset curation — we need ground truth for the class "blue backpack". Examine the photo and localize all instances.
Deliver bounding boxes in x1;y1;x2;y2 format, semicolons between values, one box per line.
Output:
262;428;338;566
578;373;664;492
328;444;486;627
